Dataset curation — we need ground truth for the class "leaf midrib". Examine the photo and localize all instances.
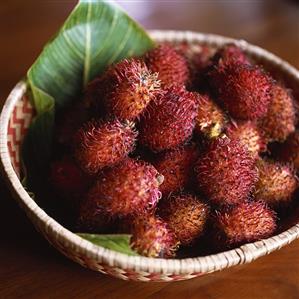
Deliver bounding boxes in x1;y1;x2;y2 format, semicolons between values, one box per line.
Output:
83;0;92;86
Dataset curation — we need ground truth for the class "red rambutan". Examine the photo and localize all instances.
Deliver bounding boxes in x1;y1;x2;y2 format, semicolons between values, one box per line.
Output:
274;131;299;170
159;193;209;245
139;86;198;152
77;196;118;233
226;121;266;159
212;44;251;67
87;158;163;217
103;58;161;120
130;215;179;258
215;201;277;246
175;42;215;90
175;42;214;69
195;94;226;138
195;136;257;206
209;64;273;120
254;159;298;207
153;144;199;196
50;157;91;198
55;100;90;147
145;44;190;87
84;76;107;118
74;119;137;174
259;83;296;142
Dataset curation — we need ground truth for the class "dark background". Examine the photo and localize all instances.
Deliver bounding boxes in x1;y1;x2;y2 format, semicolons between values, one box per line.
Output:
1;1;299;298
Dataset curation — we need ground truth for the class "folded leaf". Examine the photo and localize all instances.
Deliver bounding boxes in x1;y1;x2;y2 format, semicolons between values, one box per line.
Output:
22;0;154;191
21;87;54;192
77;233;138;256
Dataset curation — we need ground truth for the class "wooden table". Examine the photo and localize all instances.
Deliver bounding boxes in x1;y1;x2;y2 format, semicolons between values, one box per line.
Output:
1;1;299;298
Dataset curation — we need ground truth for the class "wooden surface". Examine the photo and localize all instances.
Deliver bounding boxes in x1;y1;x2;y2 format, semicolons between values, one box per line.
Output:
1;1;299;298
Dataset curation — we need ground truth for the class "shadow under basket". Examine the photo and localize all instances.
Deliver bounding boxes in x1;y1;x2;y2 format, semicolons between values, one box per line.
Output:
1;30;299;282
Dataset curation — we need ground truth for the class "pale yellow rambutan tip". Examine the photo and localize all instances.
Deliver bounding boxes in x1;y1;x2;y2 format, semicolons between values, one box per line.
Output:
195;94;226;138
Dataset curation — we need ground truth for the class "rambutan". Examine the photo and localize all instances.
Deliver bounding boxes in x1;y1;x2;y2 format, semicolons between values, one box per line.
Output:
176;42;214;69
50;157;91;198
74;119;137;174
259;83;296;142
274;131;299;170
175;42;215;90
145;44;190;87
215;201;277;246
130;215;179;258
84;76;107;118
195;136;257;206
209;64;272;120
77;196;118;233
212;44;251;67
139;86;198;152
153;144;199;196
55;100;90;147
87;158;163;217
195;94;226;138
226;121;266;159
159;194;209;245
103;58;160;120
254;159;298;207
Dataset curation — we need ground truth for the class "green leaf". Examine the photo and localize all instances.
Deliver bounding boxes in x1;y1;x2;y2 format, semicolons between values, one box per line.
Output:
21;87;55;192
22;0;154;191
77;234;139;256
27;0;155;110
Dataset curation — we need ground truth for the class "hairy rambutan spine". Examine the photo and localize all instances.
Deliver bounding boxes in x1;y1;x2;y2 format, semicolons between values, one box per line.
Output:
195;136;257;206
195;94;226;138
103;58;160;120
145;44;190;87
74;119;137;174
159;193;210;245
254;159;298;207
153;144;199;196
209;64;273;120
259;83;296;142
139;86;198;151
87;158;163;217
130;215;179;258
215;201;277;246
226;121;266;159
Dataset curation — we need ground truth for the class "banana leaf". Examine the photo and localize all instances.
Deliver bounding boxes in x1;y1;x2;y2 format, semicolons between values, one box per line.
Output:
22;0;154;192
77;234;138;256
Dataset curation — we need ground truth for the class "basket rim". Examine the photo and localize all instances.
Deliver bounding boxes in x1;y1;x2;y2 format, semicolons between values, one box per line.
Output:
1;30;299;275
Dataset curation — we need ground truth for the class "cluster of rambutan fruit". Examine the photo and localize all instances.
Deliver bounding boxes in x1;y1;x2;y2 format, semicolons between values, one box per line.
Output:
50;42;299;258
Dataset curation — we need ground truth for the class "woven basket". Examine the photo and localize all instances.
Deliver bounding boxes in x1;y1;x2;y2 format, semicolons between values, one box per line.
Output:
1;31;299;282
